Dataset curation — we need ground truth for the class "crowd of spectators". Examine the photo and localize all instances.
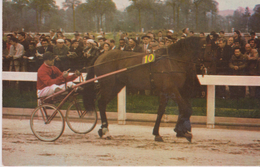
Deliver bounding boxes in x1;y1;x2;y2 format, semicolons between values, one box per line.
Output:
2;28;260;98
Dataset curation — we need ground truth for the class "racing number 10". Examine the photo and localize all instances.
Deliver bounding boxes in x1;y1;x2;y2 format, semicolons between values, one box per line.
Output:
142;54;155;64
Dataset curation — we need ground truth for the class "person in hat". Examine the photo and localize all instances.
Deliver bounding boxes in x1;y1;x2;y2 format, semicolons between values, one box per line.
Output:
127;38;142;52
53;38;69;71
37;51;81;98
166;30;174;37
83;39;100;67
141;35;152;53
73;31;84;48
248;31;260;50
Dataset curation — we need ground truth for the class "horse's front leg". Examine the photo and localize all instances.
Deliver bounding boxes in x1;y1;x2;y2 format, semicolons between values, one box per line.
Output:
153;92;169;142
97;96;112;139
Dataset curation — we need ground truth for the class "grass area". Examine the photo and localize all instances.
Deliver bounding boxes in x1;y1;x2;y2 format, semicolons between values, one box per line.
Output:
3;86;260;118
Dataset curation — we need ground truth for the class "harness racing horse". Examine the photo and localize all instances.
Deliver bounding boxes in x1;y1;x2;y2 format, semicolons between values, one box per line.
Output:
82;37;206;142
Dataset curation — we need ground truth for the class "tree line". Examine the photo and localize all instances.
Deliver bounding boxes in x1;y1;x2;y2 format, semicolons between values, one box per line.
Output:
3;0;260;33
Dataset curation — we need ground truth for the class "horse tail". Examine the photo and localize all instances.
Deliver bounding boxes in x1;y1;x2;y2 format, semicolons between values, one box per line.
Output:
82;57;98;112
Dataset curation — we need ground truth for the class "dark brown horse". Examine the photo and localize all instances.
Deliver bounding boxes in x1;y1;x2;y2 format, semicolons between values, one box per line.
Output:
82;37;206;142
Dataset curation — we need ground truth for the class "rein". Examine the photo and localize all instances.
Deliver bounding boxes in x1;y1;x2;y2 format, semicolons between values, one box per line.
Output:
80;50;197;73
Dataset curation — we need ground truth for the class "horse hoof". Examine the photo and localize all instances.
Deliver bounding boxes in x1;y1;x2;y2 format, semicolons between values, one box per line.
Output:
176;132;192;143
154;135;164;142
98;129;103;138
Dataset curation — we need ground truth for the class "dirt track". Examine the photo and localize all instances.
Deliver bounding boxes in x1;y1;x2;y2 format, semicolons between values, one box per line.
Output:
2;118;260;166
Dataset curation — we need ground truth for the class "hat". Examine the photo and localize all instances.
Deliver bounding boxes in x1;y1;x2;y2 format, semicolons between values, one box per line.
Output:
87;39;95;44
168;30;174;34
141;35;151;39
97;35;103;39
56;39;64;43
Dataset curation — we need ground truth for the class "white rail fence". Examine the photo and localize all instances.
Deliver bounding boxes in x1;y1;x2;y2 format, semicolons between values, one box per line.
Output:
198;75;260;128
2;72;260;127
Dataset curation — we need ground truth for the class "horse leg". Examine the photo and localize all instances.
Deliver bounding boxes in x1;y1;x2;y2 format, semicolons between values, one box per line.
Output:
172;89;193;142
153;92;169;142
98;83;125;139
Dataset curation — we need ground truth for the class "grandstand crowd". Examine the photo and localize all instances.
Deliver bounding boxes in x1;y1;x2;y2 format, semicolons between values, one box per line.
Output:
2;28;260;98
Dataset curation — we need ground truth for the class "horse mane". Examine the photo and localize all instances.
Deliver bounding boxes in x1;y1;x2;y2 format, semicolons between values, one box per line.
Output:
166;37;202;58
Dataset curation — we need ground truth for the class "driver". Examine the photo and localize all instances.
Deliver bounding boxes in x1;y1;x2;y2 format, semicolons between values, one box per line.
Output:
37;51;81;98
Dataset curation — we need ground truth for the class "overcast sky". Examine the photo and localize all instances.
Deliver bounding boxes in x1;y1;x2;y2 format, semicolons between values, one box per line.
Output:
55;0;260;11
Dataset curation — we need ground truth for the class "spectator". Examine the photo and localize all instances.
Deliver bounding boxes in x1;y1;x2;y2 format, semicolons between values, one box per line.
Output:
7;37;24;72
157;31;163;42
49;29;57;40
245;43;259;97
109;39;116;50
127;38;142;52
167;30;174;37
219;30;225;39
74;31;84;48
216;38;232;75
56;31;64;39
45;35;51;44
24;42;37;91
53;39;69;71
233;30;246;50
227;37;234;48
65;39;72;48
135;34;141;44
229;46;247;75
147;32;155;41
206;31;219;51
189;31;195;37
3;34;13;71
248;39;258;52
83;39;100;67
118;38;128;51
159;40;165;48
36;39;53;70
215;38;232;98
69;40;83;70
248;31;260;49
229;47;248;98
24;42;37;72
182;28;189;37
97;36;105;49
199;32;205;38
100;42;111;54
141;35;152;53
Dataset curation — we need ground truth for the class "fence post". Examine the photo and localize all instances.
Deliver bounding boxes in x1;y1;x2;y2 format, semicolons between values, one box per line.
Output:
207;85;215;128
117;86;126;125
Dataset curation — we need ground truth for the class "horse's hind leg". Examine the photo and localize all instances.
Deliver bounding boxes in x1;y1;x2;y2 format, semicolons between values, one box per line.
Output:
153;92;169;142
98;83;125;138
